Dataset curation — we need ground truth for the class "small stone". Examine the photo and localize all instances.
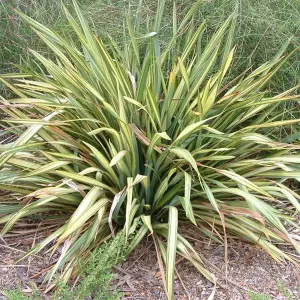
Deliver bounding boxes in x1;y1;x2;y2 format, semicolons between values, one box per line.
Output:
1;267;8;272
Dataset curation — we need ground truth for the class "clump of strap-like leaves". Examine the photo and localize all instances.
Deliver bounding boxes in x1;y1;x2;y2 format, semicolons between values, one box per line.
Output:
0;1;300;298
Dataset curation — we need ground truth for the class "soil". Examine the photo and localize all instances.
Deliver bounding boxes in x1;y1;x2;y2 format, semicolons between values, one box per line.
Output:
0;234;60;293
0;233;299;300
114;238;300;300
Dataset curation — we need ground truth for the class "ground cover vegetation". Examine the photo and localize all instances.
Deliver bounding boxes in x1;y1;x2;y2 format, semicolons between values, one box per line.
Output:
2;232;126;299
2;0;300;90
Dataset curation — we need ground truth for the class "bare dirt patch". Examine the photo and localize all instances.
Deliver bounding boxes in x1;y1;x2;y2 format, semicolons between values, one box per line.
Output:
0;235;59;293
114;238;300;300
0;234;299;299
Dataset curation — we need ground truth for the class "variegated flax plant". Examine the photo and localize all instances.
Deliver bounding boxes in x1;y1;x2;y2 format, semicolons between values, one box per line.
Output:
0;1;300;298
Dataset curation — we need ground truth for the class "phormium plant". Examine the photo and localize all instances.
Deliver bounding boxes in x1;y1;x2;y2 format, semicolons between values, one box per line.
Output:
0;1;300;298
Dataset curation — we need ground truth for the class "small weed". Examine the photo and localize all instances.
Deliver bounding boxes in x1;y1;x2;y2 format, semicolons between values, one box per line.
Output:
1;286;42;300
1;232;126;300
53;232;126;300
248;291;272;300
277;280;293;300
248;281;295;300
